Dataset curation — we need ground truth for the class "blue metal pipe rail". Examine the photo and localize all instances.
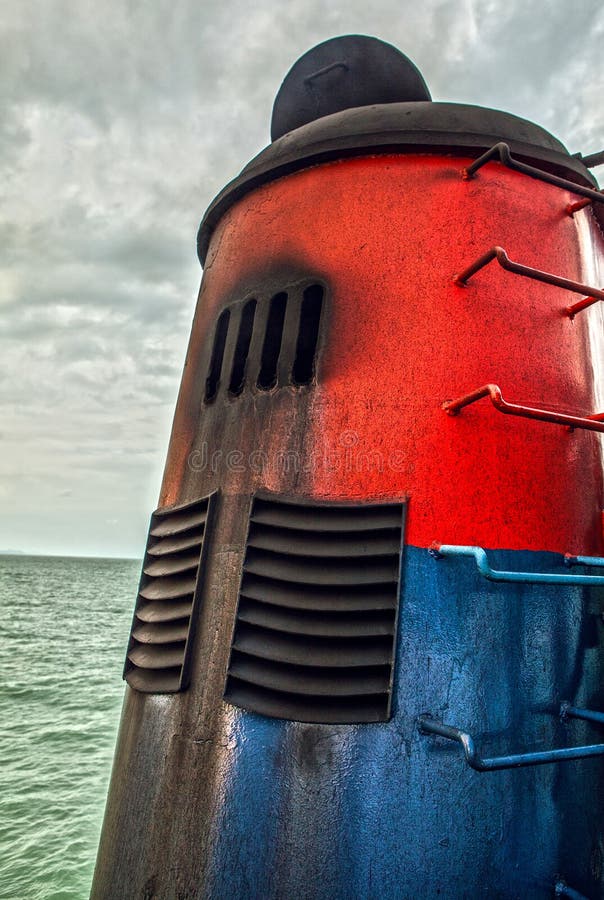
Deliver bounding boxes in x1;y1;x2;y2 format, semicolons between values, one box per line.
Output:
417;714;604;772
555;879;589;899
429;544;604;585
561;702;604;727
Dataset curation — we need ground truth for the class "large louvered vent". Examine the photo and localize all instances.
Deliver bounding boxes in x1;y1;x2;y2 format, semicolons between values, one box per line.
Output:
124;494;215;693
225;496;406;724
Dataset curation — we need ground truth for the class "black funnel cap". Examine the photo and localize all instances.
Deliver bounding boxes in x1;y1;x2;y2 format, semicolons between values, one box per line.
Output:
271;35;431;141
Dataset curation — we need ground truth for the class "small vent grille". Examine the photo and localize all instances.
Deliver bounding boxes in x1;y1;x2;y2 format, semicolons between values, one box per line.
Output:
224;495;406;723
124;494;215;693
204;281;325;403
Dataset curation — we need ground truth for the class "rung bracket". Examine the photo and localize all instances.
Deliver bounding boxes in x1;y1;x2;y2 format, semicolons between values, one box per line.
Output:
564;554;604;568
429;543;604;585
462;141;604;205
555;879;589;899
452;245;604;319
417;715;604;771
566;198;592;217
578;149;604;169
560;702;604;727
442;383;604;434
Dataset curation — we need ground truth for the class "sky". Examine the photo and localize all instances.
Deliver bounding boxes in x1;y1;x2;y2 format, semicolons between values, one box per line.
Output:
2;0;603;558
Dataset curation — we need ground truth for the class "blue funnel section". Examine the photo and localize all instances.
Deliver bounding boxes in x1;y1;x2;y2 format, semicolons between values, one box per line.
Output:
198;546;603;899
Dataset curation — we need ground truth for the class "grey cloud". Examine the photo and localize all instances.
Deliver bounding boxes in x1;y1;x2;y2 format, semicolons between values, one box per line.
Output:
0;108;31;166
448;0;604;151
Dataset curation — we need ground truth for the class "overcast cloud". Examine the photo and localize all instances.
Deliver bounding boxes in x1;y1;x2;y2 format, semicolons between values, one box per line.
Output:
2;0;603;557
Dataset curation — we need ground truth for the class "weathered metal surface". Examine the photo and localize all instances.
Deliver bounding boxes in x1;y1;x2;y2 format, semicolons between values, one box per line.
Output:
190;153;604;555
92;48;604;898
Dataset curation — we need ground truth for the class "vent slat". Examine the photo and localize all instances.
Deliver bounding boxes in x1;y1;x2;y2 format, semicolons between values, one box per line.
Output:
247;524;401;557
128;642;187;669
244;549;399;585
124;493;214;694
292;283;323;386
225;680;388;724
150;506;208;537
125;667;183;693
240;574;397;611
233;624;393;667
251;500;403;532
147;530;204;557
139;576;197;600
136;599;194;623
229;654;390;696
257;291;287;390
132;619;190;644
237;598;395;637
144;552;201;577
225;495;405;723
204;308;230;403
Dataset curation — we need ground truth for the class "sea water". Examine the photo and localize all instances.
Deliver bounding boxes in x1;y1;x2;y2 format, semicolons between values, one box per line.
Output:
0;554;140;899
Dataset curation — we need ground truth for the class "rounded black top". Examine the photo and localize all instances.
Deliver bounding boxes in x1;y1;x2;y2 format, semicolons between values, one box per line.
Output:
198;101;598;264
271;35;431;141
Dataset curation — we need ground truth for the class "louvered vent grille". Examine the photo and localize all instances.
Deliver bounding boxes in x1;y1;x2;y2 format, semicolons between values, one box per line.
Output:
204;281;325;403
124;494;215;693
225;496;406;723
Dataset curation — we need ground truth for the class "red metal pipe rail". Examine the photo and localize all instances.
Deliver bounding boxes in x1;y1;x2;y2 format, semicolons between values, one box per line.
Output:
564;294;604;318
566;198;592;217
442;384;604;433
461;142;604;206
452;246;604;318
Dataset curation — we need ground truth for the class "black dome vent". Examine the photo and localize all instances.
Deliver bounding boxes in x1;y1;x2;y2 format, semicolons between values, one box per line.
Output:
271;34;431;141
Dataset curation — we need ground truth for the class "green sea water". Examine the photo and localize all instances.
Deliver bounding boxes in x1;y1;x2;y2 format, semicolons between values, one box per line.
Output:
0;554;141;899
